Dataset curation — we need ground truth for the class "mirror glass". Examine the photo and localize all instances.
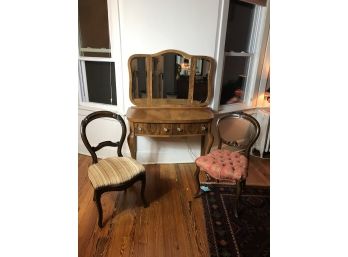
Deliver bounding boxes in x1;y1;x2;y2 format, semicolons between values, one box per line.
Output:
129;50;214;106
130;57;147;99
152;53;190;99
193;58;210;103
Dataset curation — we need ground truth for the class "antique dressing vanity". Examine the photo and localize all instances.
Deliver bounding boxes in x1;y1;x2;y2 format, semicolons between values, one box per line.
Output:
126;50;215;159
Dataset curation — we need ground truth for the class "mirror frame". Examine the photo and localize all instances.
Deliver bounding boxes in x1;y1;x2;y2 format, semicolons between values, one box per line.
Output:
128;49;215;107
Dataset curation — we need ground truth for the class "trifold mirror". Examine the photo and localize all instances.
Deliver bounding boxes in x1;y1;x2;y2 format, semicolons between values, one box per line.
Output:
129;49;215;107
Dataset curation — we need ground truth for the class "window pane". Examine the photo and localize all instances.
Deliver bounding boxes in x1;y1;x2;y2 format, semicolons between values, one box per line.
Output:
85;61;117;105
220;57;249;105
224;0;255;52
78;0;111;57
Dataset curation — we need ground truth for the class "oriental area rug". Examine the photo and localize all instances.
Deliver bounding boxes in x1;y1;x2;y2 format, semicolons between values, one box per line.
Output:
202;186;270;257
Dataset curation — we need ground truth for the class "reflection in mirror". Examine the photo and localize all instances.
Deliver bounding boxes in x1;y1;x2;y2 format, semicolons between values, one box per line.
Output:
151;55;164;99
175;55;190;99
131;57;147;99
193;59;210;102
152;53;190;99
129;50;214;106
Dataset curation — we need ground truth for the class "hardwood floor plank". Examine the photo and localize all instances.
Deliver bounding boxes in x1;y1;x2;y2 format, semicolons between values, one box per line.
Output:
78;154;270;257
176;163;210;257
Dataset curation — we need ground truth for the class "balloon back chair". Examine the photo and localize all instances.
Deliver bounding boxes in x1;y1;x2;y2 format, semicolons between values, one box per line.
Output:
80;111;148;228
194;112;260;218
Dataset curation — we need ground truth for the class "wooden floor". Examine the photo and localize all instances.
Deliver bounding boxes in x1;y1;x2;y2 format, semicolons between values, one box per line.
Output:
78;154;270;257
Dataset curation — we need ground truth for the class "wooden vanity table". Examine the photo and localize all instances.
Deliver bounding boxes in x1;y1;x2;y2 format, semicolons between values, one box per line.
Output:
126;50;215;160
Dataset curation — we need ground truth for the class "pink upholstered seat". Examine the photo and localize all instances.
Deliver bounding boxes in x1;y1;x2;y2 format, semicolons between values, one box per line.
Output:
193;112;260;219
195;149;248;181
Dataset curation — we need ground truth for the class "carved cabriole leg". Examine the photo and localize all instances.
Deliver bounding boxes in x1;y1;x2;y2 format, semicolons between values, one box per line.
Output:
234;180;241;219
94;190;103;228
140;173;148;207
194;166;202;198
127;126;137;159
200;135;206;156
205;132;214;155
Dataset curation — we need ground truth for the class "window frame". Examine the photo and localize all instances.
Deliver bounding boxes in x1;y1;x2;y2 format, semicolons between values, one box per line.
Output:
255;32;270;107
212;0;269;113
78;0;124;114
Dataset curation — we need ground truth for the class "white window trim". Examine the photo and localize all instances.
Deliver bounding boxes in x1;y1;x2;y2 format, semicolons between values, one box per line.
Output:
255;33;270;107
78;60;86;102
78;56;116;62
79;101;119;113
211;0;229;111
212;0;269;113
80;47;111;53
225;51;253;57
78;0;125;115
78;60;88;102
243;4;268;106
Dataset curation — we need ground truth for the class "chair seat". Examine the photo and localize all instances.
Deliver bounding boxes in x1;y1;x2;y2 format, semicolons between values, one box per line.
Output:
195;149;248;181
88;157;145;189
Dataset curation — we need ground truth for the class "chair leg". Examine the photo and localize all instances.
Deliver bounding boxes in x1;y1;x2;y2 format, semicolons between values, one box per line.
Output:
140;173;148;208
194;166;203;198
234;180;242;219
241;179;246;192
94;190;103;228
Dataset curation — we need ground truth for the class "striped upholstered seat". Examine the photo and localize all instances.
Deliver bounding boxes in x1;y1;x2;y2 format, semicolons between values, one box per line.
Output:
88;157;145;189
81;111;148;228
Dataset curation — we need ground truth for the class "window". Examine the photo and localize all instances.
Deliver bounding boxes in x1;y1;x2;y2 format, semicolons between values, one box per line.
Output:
214;0;269;110
78;0;122;108
82;61;116;105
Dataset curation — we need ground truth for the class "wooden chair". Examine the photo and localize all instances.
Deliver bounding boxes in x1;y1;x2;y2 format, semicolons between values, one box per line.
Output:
194;112;260;218
80;111;148;228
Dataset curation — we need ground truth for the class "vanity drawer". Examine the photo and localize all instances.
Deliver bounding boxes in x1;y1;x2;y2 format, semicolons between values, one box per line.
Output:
134;123;172;136
158;124;173;136
172;123;210;135
134;122;209;136
134;123;151;135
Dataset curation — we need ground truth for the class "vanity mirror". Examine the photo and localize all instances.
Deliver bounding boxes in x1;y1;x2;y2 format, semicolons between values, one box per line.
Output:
126;50;216;160
129;49;214;107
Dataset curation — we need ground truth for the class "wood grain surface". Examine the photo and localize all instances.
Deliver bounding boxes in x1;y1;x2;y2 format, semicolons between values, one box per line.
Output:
78;154;269;257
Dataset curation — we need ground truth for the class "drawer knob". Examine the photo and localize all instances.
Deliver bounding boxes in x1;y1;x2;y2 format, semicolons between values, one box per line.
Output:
163;127;168;132
137;127;142;131
201;126;207;131
177;127;183;132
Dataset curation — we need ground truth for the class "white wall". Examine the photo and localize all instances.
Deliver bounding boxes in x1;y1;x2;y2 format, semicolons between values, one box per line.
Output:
118;0;221;110
78;0;223;163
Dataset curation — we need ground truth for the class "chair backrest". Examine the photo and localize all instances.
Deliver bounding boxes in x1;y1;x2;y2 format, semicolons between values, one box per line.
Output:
80;111;126;164
216;112;260;158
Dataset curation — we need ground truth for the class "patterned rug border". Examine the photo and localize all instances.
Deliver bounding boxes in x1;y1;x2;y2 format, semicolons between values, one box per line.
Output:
202;185;270;257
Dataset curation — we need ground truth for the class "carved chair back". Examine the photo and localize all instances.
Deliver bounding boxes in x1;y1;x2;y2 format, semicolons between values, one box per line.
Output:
80;111;126;164
216;112;260;158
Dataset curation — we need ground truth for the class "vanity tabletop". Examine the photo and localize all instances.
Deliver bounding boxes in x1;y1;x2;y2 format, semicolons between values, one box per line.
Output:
126;106;214;123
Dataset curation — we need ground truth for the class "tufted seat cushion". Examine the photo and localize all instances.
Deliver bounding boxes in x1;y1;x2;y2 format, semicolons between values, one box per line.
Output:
88;157;145;189
195;149;248;181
